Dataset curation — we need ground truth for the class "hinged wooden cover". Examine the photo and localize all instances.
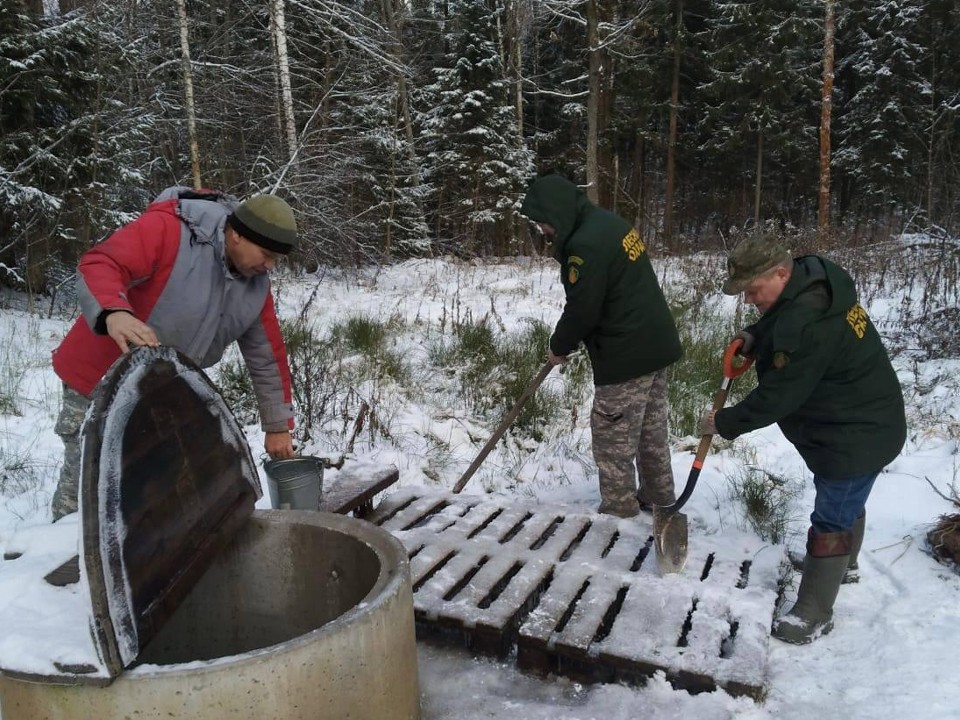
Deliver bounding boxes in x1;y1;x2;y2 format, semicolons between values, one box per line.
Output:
80;346;261;679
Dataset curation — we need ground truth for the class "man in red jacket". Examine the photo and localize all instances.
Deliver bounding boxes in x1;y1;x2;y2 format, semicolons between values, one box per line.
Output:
50;187;298;521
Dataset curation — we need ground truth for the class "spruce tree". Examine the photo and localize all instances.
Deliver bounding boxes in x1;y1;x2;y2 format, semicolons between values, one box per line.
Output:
696;0;821;226
420;0;533;256
834;0;927;219
0;1;150;291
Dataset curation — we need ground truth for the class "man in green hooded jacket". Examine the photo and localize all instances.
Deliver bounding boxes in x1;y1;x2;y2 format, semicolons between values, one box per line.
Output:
702;232;906;644
521;174;683;518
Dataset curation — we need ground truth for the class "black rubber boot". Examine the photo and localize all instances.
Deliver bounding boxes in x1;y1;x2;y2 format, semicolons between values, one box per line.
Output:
773;529;851;645
844;512;866;583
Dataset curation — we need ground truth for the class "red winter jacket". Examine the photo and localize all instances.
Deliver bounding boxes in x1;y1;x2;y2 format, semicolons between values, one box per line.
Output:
52;188;294;432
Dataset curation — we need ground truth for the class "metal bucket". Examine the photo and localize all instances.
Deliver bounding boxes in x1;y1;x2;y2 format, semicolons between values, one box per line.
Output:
262;456;327;510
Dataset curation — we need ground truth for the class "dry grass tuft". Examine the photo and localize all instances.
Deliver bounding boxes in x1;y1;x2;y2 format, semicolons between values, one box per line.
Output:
928;514;960;568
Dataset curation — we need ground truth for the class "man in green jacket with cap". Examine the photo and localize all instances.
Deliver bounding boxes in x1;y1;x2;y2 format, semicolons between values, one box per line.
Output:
521;174;683;518
701;232;906;644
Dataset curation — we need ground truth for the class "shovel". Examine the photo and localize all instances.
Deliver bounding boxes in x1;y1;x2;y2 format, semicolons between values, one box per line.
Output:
453;360;555;494
654;337;754;574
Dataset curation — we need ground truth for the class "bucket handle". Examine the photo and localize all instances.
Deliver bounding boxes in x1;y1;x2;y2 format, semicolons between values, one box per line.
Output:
259;453;334;469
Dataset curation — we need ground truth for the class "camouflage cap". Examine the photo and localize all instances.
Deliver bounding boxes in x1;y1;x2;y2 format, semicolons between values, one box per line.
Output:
722;233;793;295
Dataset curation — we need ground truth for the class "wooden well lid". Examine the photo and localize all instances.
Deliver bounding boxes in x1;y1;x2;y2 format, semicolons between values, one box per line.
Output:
80;346;261;679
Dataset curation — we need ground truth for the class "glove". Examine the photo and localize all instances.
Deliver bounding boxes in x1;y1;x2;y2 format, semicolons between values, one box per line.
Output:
733;329;755;358
700;409;718;436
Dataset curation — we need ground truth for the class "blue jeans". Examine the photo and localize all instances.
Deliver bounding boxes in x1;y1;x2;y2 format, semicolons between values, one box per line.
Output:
810;471;879;533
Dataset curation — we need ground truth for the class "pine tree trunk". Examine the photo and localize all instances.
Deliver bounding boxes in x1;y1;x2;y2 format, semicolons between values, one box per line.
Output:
927;51;936;223
598;50;616;209
664;0;683;243
585;0;600;203
505;0;524;142
175;0;202;189
817;0;835;245
508;2;523;254
631;128;645;232
754;130;763;226
381;0;419;180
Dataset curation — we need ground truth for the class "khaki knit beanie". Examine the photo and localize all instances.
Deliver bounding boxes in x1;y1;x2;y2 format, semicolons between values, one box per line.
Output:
228;194;298;255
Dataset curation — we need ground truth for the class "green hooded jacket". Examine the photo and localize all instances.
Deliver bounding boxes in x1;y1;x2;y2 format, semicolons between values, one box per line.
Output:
715;255;906;476
520;175;682;385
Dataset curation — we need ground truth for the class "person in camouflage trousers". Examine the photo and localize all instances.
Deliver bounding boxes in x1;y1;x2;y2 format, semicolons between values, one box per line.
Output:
592;371;674;515
702;232;906;644
520;175;683;518
50;385;90;520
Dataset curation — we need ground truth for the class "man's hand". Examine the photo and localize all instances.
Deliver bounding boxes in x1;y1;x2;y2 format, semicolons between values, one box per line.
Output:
733;330;756;358
265;430;295;460
700;409;718;436
548;350;569;366
105;311;160;354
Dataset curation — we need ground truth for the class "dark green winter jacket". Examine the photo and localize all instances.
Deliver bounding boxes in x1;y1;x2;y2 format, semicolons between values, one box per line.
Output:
715;255;906;476
520;175;682;385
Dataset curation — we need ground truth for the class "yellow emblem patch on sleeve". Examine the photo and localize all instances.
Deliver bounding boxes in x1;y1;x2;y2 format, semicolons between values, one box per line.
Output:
567;256;584;284
621;229;646;261
845;303;868;339
772;351;790;369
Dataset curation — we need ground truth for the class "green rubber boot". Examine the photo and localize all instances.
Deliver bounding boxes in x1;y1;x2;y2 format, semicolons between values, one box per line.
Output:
773;529;851;645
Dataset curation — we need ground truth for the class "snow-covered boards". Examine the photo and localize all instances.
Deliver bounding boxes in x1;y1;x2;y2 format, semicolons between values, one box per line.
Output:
369;488;784;699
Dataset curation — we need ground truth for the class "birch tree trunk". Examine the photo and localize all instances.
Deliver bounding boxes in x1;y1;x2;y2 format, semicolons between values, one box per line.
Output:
270;0;298;166
817;0;835;245
175;0;201;189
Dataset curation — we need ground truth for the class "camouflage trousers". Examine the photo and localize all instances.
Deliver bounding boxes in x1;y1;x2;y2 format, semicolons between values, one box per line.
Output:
51;384;91;522
591;370;675;518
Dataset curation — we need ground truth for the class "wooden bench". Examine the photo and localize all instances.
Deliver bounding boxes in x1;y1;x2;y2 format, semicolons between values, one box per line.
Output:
318;462;400;519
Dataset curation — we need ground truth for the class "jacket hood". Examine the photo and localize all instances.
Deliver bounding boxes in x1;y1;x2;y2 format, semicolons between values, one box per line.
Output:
783;256;857;317
520;175;591;257
148;186;239;247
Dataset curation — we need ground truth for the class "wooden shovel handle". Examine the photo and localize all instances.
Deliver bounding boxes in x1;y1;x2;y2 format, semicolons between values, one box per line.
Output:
666;338;753;513
452;360;554;494
692;381;732;465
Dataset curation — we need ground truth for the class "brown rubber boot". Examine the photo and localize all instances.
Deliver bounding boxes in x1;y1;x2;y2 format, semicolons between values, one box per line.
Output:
788;514;865;584
773;529;852;645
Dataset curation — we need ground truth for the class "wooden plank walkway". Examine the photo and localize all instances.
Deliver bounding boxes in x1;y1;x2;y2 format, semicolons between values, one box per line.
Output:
368;488;785;699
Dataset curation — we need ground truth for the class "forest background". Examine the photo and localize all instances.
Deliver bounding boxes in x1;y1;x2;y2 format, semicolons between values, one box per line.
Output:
1;0;959;293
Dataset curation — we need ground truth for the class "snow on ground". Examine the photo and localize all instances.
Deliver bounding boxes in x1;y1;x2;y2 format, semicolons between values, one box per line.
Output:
1;256;959;719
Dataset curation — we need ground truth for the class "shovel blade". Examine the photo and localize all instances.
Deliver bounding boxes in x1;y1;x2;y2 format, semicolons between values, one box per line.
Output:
653;508;689;574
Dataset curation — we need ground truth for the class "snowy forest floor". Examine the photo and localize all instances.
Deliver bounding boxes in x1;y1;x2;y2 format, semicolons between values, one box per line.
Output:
1;248;959;719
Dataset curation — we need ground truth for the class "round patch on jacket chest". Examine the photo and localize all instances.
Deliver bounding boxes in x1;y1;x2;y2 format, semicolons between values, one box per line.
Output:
773;351;790;369
568;265;579;284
